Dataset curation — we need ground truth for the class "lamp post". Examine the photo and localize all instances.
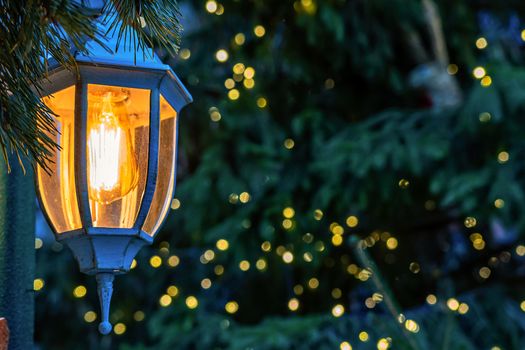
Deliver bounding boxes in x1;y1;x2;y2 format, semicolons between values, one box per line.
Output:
35;22;192;334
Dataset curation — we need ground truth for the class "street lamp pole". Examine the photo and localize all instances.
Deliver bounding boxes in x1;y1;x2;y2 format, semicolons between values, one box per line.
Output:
0;159;35;350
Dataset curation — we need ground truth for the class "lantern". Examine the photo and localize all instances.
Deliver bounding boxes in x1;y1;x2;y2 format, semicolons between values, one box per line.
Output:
35;24;192;334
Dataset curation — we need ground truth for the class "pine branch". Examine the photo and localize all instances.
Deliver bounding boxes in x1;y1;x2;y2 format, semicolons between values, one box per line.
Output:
0;0;182;172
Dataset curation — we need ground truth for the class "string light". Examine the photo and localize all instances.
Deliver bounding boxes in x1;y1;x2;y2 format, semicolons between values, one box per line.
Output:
205;0;218;13
84;311;97;323
288;298;299;311
331;304;344;317
257;97;267;108
497;151;509;163
234;33;245;46
358;331;369;342
167;255;180;267
476;37;488;49
225;301;239;314
133;311;145;322
34;278;44;291
254;25;266;37
114;323;126;335
186;296;199;309
150;255;162;268
340;341;352;350
35;238;43;249
447;64;458;75
215;49;229;63
73;285;87;298
473;66;486;79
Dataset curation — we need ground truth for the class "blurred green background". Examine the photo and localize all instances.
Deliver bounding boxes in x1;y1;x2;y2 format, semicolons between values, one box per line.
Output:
34;0;525;349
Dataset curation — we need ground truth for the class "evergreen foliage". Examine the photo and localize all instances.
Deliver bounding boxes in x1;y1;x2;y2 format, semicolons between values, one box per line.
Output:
30;0;525;349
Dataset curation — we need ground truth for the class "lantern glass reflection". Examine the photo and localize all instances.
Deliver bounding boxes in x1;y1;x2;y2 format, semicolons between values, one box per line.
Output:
143;95;177;235
38;85;82;233
86;84;150;228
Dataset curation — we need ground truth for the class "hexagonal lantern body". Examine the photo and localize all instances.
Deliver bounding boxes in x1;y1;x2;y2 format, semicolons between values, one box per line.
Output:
35;28;192;334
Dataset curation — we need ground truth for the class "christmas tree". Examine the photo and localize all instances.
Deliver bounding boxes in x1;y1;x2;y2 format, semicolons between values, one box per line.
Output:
7;0;525;349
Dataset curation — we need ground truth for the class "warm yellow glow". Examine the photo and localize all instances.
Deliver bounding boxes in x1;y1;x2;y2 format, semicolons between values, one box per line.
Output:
130;259;137;269
133;311;145;321
114;323;126;335
167;285;179;297
256;258;267;270
340;341;352;350
308;277;319;289
447;64;459;75
214;265;224;275
84;311;97;323
377;338;390;350
284;138;295;149
261;241;272;252
332;235;343;246
239;260;250;271
257;97;267;108
458;303;469;314
215;49;229;62
186;296;199;309
447;298;460;311
35;238;43;249
358;331;369;342
426;294;437;305
331;304;344;317
481;76;492;87
73;285;87;298
216;239;229;251
150;255;162;268
225;301;239;314
228;89;240;100
167;255;180;267
473;66;486;79
520;300;525;311
498;151;509;163
288;298;299;311
34;278;44;291
87;90;138;204
254;25;266;37
386;237;398;250
476;37;488;49
201;278;212;289
234;33;246;45
282;251;294;263
205;0;218;13
346;215;358;227
405;319;420;333
464;216;477;228
159;294;172;307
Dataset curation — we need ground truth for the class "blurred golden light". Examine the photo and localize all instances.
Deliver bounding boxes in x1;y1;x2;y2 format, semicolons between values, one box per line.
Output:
256;258;267;270
149;255;162;268
340;341;352;350
84;311;97;323
377;338;390;350
481;76;492;87
447;298;460;311
284;138;295;149
244;67;255;79
225;301;239;314
257;97;267;108
283;207;295;218
332;235;343;246
228;89;240;100
186;296;198;309
239;260;250;271
476;37;488;49
159;294;172;307
458;303;469;314
216;239;229;251
494;199;505;208
254;25;266;37
308;277;319;289
167;285;178;297
261;241;272;252
133;310;145;322
282;251;294;263
215;49;229;62
303;252;313;262
464;217;477;228
233;63;245;74
346;215;358;227
288;298;300;311
386;237;398;250
479;266;491;279
205;0;218;13
358;331;369;342
35;238;43;249
294;285;304;295
234;33;245;45
179;48;191;60
447;64;458;75
167;255;180;267
214;265;224;275
114;323;126;335
204;249;215;261
404;319;419;333
331;304;344;317
73;285;87;298
473;66;486;79
243;79;255;89
224;78;235;89
516;245;525;256
498;151;509;163
239;192;250;203
34;278;44;291
426;294;437;305
201;278;212;289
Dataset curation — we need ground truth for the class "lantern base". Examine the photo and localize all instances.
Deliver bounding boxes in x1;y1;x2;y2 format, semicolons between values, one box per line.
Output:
58;231;152;275
96;273;114;335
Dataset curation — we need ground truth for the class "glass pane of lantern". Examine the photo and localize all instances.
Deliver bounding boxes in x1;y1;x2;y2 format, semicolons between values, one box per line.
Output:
86;84;150;228
38;85;82;233
142;95;178;235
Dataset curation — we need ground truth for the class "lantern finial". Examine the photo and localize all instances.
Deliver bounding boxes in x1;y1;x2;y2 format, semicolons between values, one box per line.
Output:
96;273;114;335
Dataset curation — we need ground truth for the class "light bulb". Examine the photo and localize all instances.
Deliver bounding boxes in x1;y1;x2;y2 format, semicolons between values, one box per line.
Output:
87;89;138;204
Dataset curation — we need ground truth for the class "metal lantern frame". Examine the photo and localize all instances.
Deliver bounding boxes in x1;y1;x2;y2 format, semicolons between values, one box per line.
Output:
36;33;192;334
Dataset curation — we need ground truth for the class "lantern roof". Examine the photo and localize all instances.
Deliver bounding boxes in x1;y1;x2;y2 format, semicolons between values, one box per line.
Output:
45;19;192;106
